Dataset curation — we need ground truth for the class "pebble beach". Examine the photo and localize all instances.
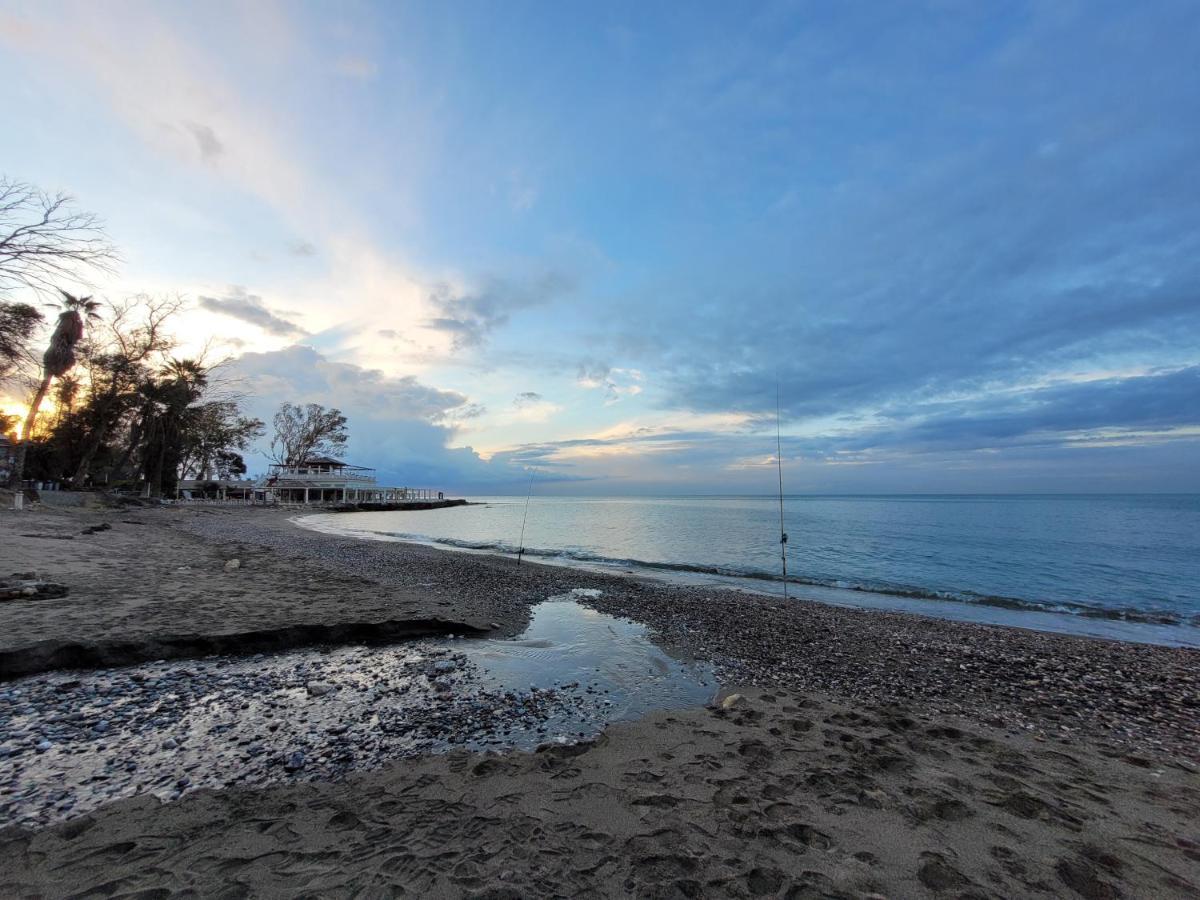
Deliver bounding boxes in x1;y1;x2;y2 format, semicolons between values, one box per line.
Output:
2;502;1198;897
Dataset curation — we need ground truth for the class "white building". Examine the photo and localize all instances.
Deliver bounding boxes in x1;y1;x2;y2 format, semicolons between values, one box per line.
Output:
256;456;442;504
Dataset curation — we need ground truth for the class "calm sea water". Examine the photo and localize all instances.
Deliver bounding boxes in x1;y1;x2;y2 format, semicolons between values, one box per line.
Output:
302;495;1200;647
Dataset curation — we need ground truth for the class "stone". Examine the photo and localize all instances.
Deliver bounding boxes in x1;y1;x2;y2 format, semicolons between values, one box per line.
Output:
284;750;306;772
432;660;457;673
162;737;178;750
306;681;334;697
720;693;746;710
36;740;52;753
224;559;241;571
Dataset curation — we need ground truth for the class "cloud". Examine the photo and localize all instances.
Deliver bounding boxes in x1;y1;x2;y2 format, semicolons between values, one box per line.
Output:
834;366;1200;454
287;239;317;257
513;391;543;407
184;121;223;163
198;287;310;338
425;272;573;352
6;1;1199;493
576;363;643;404
225;345;529;490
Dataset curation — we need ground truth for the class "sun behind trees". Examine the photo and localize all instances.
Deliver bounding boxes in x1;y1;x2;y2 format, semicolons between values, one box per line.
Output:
11;296;264;497
0;176;268;498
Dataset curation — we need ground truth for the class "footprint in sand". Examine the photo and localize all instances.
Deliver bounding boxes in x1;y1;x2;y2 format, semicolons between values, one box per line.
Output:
916;851;974;892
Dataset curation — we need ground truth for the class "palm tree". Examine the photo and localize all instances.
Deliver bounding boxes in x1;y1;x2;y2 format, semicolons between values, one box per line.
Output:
139;358;209;498
7;290;99;488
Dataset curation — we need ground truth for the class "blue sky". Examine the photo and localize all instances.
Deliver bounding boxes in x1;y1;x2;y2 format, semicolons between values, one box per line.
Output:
1;0;1198;493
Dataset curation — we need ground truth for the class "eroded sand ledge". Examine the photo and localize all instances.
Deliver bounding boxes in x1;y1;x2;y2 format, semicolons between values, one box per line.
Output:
0;617;489;680
1;503;1198;897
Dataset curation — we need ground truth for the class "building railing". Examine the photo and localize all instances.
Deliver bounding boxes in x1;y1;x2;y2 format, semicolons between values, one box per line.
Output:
263;473;378;486
271;472;374;480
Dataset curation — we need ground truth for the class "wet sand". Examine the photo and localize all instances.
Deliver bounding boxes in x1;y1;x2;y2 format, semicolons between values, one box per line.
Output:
1;502;1198;897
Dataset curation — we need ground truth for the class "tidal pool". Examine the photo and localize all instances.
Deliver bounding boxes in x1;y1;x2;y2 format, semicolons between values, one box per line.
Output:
0;591;715;826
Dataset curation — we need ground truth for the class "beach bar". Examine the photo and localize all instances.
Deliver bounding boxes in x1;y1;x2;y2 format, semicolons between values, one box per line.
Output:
255;456;441;504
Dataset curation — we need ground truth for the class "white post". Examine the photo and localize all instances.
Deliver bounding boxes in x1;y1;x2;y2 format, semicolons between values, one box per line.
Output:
303;487;309;504
13;492;24;510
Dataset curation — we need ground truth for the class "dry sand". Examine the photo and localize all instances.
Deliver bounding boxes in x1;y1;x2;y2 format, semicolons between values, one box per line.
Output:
1;501;1198;898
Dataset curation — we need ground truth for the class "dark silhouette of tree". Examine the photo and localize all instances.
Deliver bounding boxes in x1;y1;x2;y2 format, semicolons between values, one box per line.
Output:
7;291;99;488
0;301;42;378
0;177;116;297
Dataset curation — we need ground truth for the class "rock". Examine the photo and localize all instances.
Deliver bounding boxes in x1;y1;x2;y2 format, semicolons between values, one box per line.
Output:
0;578;70;602
35;740;52;753
284;750;306;772
720;693;746;710
224;559;241;571
162;737;178;750
432;660;457;673
306;681;334;697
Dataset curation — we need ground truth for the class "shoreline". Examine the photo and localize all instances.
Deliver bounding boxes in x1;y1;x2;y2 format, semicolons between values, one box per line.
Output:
2;503;1199;896
294;505;1200;649
2;503;1198;759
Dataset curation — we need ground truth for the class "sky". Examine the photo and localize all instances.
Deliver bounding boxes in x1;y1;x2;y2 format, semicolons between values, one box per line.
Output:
1;0;1198;494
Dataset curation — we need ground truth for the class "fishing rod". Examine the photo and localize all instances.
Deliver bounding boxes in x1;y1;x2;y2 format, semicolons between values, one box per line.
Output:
516;468;536;566
776;378;789;600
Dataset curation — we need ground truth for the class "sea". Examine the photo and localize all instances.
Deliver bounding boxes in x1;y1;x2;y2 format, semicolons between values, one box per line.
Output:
300;494;1200;648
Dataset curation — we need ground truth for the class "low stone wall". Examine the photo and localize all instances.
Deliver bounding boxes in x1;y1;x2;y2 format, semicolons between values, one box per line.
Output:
29;490;93;509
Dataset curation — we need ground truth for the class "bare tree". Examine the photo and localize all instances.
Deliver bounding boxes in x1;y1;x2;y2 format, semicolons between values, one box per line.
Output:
0;178;117;297
269;402;348;466
0;300;42;378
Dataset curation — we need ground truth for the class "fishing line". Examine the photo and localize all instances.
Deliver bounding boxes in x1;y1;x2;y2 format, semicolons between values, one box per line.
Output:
517;468;536;566
776;377;789;599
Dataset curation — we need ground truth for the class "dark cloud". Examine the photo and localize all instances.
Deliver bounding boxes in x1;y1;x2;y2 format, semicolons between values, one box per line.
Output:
184;122;222;163
836;366;1200;454
425;272;573;351
513;391;543;407
199;288;310;338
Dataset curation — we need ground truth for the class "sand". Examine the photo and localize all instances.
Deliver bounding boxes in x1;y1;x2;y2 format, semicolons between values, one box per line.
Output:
2;501;1199;897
